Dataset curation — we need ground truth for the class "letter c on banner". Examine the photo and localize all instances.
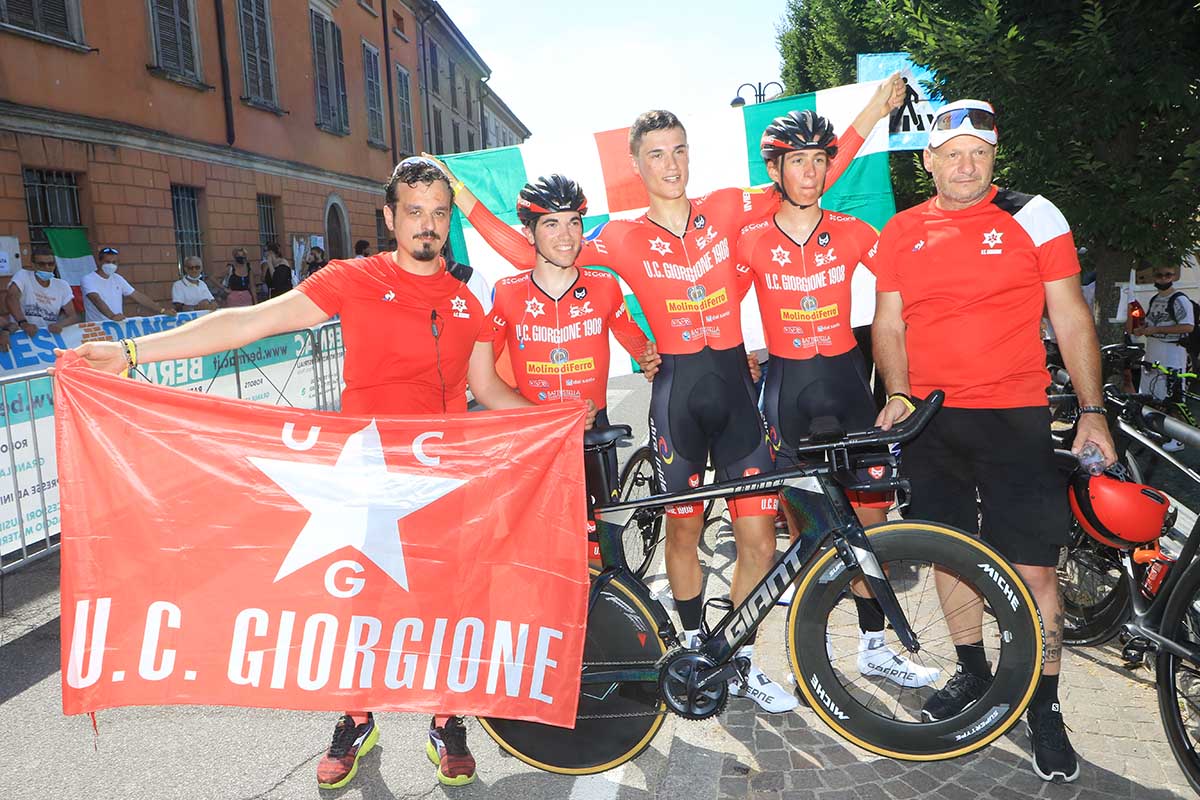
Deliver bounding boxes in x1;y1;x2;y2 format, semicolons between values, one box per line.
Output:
282;422;321;451
413;431;443;466
326;560;366;598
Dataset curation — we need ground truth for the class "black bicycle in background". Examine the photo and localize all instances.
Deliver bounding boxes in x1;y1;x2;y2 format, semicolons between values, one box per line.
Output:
478;391;1047;775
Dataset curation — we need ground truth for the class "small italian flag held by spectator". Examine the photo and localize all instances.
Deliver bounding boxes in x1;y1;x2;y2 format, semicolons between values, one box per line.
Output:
44;227;97;287
439;80;897;367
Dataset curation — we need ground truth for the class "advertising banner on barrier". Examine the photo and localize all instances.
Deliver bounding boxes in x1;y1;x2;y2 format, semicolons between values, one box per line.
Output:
56;354;589;725
0;375;58;559
0;313;207;377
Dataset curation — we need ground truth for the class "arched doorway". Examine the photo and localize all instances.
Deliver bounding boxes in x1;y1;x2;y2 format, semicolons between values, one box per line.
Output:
324;197;349;260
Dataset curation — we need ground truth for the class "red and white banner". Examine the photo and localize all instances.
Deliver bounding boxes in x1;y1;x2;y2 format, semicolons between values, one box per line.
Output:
55;353;589;727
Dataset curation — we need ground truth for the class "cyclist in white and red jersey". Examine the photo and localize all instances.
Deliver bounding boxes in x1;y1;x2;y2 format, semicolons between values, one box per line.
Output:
737;110;938;689
441;76;904;713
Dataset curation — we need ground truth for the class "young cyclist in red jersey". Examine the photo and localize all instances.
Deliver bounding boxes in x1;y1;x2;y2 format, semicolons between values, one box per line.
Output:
63;159;594;790
484;175;660;424
435;75;904;713
736;110;938;689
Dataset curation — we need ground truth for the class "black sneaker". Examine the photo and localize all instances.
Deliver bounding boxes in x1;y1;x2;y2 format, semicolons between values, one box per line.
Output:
920;664;990;721
1027;703;1080;782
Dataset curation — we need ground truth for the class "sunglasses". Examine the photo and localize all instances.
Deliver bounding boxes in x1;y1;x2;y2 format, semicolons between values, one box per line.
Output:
932;107;997;133
99;247;120;256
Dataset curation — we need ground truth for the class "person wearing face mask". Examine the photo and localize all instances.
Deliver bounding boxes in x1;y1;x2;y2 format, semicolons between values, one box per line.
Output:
1129;259;1194;450
172;256;219;312
223;247;256;307
81;246;173;321
5;244;79;349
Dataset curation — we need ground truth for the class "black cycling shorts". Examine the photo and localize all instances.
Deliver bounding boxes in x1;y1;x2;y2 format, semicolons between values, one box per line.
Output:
902;405;1069;567
762;349;892;508
648;345;775;518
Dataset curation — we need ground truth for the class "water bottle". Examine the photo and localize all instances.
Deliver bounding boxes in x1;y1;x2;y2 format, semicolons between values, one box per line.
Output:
1129;299;1147;329
1078;442;1106;476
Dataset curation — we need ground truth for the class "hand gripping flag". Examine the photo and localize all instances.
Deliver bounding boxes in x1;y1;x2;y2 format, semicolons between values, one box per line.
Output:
55;352;590;727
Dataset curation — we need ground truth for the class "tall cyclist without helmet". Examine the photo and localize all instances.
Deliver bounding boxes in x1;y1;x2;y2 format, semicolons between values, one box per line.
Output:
736;109;939;689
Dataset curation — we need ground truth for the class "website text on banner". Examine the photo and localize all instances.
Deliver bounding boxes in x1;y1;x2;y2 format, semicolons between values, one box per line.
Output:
0;374;57;567
56;354;590;726
441;79;898;353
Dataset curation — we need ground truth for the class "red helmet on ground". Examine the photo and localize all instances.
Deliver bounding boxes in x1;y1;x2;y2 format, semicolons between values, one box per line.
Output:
1068;471;1172;550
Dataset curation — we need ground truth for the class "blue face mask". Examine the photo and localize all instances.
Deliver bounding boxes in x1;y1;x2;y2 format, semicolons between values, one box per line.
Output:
34;270;54;282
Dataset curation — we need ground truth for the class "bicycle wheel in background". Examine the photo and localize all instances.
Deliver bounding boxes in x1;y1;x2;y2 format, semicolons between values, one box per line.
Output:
787;521;1044;760
479;568;669;774
1156;561;1200;794
616;445;663;578
1057;519;1131;645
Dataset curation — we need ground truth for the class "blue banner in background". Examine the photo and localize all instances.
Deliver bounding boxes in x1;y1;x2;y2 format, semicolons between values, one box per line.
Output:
857;53;944;151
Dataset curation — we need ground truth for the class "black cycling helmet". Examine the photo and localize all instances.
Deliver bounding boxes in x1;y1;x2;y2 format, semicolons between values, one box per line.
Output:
760;110;839;162
516;175;588;227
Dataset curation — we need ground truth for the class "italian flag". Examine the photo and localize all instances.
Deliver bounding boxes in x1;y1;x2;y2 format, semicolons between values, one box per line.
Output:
44;227;96;287
441;80;896;369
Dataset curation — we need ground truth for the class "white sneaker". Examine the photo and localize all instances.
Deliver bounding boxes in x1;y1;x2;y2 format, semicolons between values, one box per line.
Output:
680;628;701;649
857;632;941;688
728;648;799;713
1164;439;1185;453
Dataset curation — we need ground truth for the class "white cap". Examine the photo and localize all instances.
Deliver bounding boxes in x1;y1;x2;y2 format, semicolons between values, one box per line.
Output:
927;99;997;148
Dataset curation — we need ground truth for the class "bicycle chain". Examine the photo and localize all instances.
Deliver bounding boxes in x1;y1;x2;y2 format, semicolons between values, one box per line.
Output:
577;659;669;719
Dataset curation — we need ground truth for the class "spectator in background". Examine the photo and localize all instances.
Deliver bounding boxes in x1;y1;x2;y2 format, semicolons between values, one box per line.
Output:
264;241;293;298
354;240;371;259
387;237;397;252
3;244;79;351
224;247;256;307
82;246;173;322
1129;260;1194;451
172;256;219;313
303;246;328;278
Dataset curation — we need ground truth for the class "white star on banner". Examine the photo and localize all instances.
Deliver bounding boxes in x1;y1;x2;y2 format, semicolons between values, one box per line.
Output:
771;246;792;267
250;420;466;590
649;237;673;256
524;298;545;318
982;229;1004;247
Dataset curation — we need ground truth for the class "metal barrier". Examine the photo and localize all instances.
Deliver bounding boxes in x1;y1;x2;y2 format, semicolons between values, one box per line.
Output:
0;322;346;575
0;372;59;575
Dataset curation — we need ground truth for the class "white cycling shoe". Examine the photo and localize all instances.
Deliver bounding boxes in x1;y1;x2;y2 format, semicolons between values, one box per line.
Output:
857;632;941;688
728;647;799;713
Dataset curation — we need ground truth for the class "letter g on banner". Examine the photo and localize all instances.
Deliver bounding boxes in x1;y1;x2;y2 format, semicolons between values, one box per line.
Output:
326;560;366;598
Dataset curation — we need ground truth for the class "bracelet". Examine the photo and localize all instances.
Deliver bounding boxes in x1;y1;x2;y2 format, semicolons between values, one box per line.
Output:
1079;406;1106;415
888;392;917;413
120;338;138;370
450;179;465;194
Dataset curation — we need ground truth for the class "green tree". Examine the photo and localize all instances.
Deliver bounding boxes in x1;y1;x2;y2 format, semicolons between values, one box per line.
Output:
777;0;1200;331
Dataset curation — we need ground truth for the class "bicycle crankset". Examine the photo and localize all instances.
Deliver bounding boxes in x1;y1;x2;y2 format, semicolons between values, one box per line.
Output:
658;649;737;720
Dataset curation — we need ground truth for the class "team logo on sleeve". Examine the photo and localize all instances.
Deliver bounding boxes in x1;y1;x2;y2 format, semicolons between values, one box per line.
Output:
450;296;470;318
817;232;831;247
573;286;587;300
771;246;791;267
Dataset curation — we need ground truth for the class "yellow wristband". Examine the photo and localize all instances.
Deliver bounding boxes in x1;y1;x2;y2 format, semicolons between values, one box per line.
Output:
450;179;465;194
888;393;916;413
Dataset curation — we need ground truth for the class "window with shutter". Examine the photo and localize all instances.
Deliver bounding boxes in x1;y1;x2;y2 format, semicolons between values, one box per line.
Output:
331;23;349;133
395;64;415;154
428;40;439;95
449;60;457;110
150;0;200;79
363;42;384;145
237;0;276;105
311;9;332;126
1;0;81;43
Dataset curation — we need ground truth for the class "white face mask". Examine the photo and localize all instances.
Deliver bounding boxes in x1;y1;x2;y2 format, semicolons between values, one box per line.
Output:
101;262;118;276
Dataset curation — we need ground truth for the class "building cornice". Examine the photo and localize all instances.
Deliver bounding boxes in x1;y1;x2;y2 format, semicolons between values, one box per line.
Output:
0;101;383;194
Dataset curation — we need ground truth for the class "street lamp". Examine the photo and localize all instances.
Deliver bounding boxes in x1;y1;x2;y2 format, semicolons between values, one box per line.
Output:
730;81;784;107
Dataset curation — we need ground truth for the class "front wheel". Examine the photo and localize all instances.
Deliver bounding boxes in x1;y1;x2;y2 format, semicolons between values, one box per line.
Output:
787;521;1044;760
479;568;669;774
1155;561;1200;794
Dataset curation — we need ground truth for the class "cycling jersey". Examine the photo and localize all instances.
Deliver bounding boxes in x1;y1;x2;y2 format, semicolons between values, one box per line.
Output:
872;186;1080;408
466;126;866;356
486;268;648;410
736;211;879;359
297;254;490;415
